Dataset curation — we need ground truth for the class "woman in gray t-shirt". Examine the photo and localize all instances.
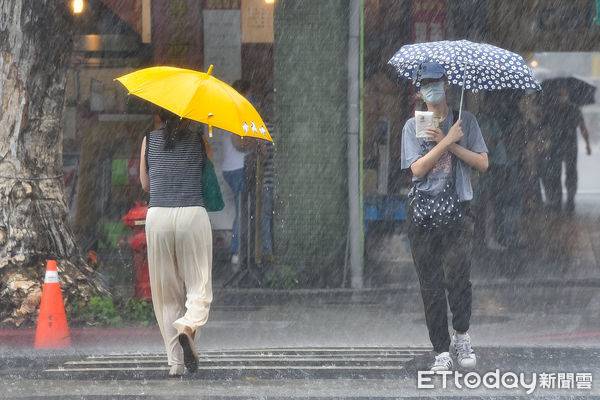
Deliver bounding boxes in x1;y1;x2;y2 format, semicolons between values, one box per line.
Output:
400;62;489;372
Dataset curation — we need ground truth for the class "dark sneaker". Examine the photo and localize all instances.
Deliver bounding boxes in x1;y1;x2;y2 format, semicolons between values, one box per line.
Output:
178;327;198;373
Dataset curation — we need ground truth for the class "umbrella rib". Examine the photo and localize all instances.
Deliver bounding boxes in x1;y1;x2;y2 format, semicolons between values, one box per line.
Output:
192;80;265;138
178;75;206;118
181;78;218;122
182;80;247;136
217;84;249;136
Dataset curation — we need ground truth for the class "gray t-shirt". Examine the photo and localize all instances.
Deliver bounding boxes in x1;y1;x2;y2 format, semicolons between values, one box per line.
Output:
401;110;488;201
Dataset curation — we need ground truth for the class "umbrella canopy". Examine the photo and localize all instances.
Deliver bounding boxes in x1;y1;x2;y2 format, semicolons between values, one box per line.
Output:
541;77;596;107
115;65;272;142
388;40;541;117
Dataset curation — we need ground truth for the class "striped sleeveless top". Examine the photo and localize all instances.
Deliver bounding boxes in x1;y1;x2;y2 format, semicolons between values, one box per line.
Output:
146;128;204;208
262;123;275;189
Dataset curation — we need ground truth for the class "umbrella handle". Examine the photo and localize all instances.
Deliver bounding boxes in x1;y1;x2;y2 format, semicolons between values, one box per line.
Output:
459;65;467;120
208;113;214;137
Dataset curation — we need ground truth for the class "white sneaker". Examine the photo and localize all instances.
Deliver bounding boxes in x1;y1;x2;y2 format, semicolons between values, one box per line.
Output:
231;254;240;265
430;351;453;371
451;332;477;368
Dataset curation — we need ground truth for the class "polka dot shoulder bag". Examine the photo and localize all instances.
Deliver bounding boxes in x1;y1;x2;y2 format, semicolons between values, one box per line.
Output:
408;173;463;230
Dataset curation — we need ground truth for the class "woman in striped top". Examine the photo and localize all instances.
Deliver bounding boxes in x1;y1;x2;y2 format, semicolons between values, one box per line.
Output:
259;123;275;260
140;108;212;377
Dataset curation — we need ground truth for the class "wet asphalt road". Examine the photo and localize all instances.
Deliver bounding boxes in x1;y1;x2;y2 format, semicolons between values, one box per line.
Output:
2;347;600;398
2;346;600;398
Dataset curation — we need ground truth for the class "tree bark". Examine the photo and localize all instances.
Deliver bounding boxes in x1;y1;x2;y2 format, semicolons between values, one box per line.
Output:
0;1;105;326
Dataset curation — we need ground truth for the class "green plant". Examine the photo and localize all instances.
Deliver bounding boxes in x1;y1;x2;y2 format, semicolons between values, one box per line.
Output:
98;220;128;250
122;298;155;326
264;265;300;289
78;296;123;326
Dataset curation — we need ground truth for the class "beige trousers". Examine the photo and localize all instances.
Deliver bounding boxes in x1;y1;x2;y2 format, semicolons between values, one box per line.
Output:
145;206;213;366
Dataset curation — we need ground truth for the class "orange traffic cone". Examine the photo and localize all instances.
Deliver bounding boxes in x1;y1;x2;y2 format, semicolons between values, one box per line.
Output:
34;260;71;349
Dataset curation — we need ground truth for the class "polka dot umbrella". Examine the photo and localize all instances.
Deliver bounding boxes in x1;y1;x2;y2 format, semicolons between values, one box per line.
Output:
388;39;542;118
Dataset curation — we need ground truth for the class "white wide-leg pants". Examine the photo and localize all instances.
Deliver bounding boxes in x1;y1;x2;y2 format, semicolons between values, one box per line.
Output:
145;206;213;366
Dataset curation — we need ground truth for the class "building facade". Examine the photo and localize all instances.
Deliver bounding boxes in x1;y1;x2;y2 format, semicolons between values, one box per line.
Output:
63;0;600;292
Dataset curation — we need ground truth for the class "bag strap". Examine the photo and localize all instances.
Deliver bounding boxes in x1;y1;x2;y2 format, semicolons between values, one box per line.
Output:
450;110;460;159
197;130;208;160
452;110;459;124
450;110;460;187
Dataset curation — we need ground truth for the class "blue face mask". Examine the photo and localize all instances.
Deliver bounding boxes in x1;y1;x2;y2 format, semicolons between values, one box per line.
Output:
420;81;446;104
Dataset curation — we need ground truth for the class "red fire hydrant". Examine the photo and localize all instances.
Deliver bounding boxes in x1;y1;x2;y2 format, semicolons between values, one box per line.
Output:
122;201;151;300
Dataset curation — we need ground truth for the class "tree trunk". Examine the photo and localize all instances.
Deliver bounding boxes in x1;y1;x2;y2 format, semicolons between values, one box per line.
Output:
0;1;105;326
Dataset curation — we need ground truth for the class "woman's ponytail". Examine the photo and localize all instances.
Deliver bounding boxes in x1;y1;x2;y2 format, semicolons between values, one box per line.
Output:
158;108;182;150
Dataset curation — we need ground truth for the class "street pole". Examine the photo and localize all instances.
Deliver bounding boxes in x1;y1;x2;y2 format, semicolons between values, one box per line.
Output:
348;0;364;288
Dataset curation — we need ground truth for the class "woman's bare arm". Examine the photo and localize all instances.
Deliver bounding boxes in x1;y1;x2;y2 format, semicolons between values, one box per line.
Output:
447;143;489;173
410;141;453;178
580;122;592;155
139;137;149;192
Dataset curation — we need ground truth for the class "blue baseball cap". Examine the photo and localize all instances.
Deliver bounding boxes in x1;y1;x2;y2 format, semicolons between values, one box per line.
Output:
412;62;446;85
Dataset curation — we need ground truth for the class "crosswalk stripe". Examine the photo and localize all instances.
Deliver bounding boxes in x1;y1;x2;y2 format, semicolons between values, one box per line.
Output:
44;347;428;379
84;349;430;360
64;357;414;365
84;353;424;359
47;365;406;372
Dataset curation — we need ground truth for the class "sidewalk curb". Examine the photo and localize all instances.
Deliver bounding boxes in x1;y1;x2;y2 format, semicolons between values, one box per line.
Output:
212;277;600;305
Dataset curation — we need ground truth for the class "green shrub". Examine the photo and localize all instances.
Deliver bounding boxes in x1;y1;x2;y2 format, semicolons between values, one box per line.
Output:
77;296;122;326
69;296;156;327
122;298;155;326
264;265;300;289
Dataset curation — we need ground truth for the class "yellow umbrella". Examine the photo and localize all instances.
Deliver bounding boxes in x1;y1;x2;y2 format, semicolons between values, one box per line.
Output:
115;65;272;142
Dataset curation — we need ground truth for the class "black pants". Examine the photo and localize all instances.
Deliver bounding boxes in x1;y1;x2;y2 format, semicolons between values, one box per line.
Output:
407;204;474;354
543;140;578;211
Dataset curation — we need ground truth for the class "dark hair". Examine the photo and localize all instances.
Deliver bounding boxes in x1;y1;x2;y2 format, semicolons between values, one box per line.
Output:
156;108;184;150
232;79;251;94
414;93;426;111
